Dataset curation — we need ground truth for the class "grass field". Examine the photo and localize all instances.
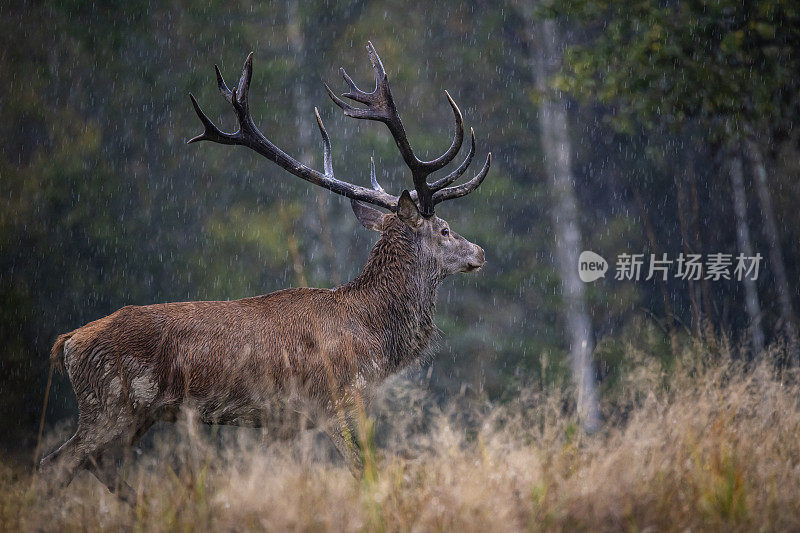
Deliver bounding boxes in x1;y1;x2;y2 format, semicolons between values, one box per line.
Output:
2;339;800;531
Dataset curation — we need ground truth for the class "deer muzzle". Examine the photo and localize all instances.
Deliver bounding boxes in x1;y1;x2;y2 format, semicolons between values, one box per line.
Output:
465;246;486;272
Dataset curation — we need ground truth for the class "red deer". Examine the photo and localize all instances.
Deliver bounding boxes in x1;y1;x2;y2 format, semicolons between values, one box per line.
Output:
39;42;490;501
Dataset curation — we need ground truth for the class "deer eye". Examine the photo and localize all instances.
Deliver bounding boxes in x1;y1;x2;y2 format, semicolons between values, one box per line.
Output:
441;228;450;237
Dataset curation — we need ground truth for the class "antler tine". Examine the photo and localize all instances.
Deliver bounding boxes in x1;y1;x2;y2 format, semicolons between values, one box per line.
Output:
189;53;400;211
366;40;388;82
236;53;253;107
370;157;385;192
215;65;234;103
419;90;464;173
227;53;254;127
187;93;238;145
324;83;381;120
314;107;334;177
429;128;475;191
432;153;492;205
366;156;419;201
339;68;372;105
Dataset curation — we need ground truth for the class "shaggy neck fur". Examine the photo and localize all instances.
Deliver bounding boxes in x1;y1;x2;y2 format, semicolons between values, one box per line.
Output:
341;217;441;372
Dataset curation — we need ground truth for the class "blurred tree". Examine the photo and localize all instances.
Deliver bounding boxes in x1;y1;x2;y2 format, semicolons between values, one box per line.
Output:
728;148;764;353
549;0;800;361
745;137;799;359
524;9;601;431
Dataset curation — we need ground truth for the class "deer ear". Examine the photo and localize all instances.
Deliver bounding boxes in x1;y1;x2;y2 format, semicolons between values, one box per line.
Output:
351;199;385;232
397;190;423;228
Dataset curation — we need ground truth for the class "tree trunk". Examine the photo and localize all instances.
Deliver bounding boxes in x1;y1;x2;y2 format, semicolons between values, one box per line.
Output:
688;158;719;349
745;137;799;365
529;17;600;431
729;148;765;355
675;160;701;337
287;0;341;287
633;188;678;354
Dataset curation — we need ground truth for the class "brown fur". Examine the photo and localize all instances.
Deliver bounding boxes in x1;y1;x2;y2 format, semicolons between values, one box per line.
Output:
49;332;74;373
40;210;484;497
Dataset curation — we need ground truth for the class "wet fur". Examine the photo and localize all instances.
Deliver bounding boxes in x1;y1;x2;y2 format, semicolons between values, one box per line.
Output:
40;213;454;496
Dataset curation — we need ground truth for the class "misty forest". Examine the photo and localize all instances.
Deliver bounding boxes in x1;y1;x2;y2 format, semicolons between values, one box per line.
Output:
2;0;800;530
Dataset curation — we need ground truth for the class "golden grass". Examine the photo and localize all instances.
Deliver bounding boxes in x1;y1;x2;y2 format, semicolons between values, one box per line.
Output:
3;341;800;532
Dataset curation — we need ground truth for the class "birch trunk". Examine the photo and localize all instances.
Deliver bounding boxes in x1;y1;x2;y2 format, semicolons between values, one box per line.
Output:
530;17;600;431
729;149;765;355
745;138;799;365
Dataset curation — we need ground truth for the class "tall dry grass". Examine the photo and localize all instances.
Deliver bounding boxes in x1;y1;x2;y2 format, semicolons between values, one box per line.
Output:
2;340;800;531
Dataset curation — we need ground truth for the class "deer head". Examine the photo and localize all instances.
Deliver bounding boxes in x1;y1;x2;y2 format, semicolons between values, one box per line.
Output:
188;41;490;278
352;192;485;279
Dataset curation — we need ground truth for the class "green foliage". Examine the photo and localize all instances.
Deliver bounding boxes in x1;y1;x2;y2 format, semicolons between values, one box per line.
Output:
548;0;800;139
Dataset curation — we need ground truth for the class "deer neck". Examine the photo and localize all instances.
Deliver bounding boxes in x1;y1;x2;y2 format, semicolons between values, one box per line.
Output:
343;223;441;366
352;226;438;304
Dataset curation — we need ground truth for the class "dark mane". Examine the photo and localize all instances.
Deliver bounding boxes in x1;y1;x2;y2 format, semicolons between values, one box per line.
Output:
341;214;440;373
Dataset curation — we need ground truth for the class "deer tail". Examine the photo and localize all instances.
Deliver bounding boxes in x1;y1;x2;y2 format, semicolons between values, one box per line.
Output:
50;332;75;374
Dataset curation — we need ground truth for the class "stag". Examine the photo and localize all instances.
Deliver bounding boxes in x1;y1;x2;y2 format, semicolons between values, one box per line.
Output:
40;42;490;501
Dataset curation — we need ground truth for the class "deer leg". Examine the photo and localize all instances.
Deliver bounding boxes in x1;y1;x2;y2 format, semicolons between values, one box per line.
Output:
38;403;130;489
86;445;137;505
38;434;74;474
85;417;155;504
325;422;363;477
39;428;90;489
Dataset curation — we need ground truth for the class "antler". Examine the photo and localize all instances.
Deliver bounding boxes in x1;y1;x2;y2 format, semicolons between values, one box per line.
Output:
325;41;490;216
188;53;398;210
189;43;490;216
